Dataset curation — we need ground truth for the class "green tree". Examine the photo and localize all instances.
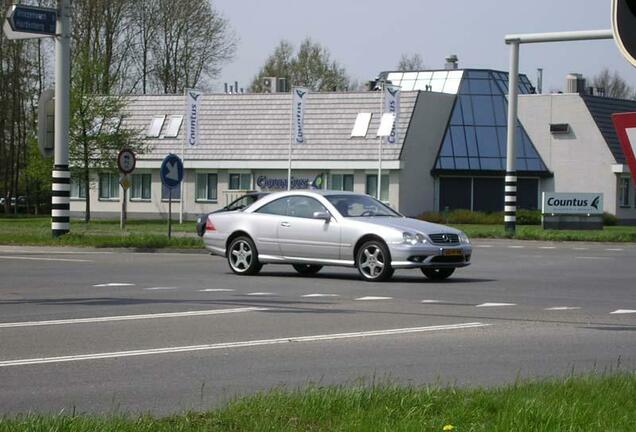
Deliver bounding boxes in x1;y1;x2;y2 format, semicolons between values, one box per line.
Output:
250;38;350;92
24;137;52;215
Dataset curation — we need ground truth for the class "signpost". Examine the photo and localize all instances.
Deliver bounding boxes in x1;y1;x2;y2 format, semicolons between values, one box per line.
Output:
117;149;136;230
160;154;184;239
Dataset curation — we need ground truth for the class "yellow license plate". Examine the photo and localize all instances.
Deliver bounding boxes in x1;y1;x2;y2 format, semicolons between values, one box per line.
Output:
442;249;463;256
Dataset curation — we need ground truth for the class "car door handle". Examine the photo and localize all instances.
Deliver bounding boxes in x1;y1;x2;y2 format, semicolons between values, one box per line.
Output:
280;221;290;227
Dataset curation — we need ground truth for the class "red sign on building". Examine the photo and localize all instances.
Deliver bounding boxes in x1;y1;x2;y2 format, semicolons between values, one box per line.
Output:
612;112;636;186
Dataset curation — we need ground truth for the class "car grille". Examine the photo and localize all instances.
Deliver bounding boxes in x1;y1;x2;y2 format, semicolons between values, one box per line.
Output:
429;233;460;245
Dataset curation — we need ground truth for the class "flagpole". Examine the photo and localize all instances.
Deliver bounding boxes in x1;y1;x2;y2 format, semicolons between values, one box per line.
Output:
180;89;186;224
288;89;293;191
377;82;384;201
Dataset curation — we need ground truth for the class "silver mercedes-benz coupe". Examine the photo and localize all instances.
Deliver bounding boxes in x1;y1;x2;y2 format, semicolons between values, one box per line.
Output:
202;190;472;282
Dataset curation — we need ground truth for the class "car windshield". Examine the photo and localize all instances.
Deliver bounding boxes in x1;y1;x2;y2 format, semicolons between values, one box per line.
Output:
227;195;258;211
326;194;401;217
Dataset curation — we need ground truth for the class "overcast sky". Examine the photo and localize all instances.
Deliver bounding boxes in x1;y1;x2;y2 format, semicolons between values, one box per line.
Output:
211;0;635;93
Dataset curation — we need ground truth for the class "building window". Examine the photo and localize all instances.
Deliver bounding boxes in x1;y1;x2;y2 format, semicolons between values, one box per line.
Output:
131;173;151;200
98;173;119;200
70;176;86;199
365;174;389;202
619;177;630;208
229;173;251;190
161;183;180;201
196;173;218;201
330;174;354;191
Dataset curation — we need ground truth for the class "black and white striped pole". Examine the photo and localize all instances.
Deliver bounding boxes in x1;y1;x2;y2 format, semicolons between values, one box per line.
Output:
52;0;71;237
504;39;519;235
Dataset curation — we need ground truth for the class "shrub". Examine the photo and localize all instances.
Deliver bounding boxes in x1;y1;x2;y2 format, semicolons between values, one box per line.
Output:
516;209;541;225
602;212;618;226
418;209;541;225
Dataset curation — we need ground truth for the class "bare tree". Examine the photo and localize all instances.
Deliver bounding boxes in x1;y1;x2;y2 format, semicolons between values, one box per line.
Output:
129;0;159;94
250;38;350;92
592;68;633;99
397;53;425;71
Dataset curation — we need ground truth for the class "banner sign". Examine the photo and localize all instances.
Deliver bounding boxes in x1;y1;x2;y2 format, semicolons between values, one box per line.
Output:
184;89;202;146
292;87;308;144
542;192;603;215
257;174;322;190
384;85;400;144
611;112;636;186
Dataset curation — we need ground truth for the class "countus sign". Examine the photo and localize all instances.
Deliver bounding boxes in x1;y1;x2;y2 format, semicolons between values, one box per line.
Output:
542;193;603;215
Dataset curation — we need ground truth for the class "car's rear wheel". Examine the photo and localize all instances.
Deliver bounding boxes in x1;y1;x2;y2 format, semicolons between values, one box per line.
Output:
292;264;323;276
421;268;455;280
356;240;393;282
227;236;262;275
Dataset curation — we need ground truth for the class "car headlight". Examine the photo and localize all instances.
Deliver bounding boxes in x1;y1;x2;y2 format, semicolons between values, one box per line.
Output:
459;232;471;244
403;232;427;245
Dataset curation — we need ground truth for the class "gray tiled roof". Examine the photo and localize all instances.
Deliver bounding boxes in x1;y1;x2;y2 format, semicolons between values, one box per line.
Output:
123;92;418;162
581;94;636;164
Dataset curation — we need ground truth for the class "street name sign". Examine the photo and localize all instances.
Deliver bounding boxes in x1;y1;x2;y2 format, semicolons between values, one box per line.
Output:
160;153;184;189
611;112;636;186
3;5;57;40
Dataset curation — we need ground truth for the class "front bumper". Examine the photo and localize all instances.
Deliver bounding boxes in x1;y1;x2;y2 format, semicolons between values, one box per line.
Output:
388;243;472;269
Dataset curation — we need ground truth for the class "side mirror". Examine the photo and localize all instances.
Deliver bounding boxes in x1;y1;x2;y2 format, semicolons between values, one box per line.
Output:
313;211;331;222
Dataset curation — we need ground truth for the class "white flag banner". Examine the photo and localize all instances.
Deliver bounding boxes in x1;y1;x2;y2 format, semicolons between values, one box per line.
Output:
292;87;308;144
185;89;202;146
384;85;400;144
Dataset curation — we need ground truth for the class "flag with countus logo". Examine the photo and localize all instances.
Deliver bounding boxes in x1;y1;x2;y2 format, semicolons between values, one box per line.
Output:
384;85;400;144
184;89;202;146
611;112;636;186
292;87;308;144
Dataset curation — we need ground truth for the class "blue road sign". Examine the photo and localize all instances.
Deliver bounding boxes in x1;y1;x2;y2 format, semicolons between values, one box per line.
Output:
160;154;184;189
8;5;57;36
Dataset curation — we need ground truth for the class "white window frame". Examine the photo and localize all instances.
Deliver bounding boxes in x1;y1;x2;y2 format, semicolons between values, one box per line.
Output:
330;173;354;191
70;176;86;200
98;173;119;201
228;172;252;191
130;173;152;201
365;173;389;202
196;172;218;202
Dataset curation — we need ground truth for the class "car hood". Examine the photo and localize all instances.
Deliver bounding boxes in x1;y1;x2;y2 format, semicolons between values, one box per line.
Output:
348;217;462;236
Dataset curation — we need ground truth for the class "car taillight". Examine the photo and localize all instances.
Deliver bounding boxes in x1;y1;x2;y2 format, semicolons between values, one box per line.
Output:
205;218;216;231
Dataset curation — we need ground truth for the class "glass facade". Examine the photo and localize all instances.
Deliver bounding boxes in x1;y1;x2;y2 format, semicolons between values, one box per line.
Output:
433;69;547;173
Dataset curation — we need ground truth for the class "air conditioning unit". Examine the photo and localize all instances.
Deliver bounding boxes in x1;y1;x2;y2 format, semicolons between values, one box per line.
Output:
276;77;288;92
262;77;276;93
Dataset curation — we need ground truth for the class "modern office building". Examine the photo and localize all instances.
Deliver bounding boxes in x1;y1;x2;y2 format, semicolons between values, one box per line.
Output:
69;68;636;224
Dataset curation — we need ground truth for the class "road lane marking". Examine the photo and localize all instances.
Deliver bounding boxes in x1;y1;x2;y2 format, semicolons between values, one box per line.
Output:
355;296;393;301
476;245;492;248
0;256;92;263
605;248;624;251
573;247;589;250
199;289;235;292
476;302;517;307
545;306;581;311
421;299;442;303
538;246;556;249
246;292;277;296
144;287;178;291
507;245;524;249
0;307;267;329
575;256;611;260
93;283;135;287
610;309;636;314
0;322;489;368
302;294;340;298
0;249;113;255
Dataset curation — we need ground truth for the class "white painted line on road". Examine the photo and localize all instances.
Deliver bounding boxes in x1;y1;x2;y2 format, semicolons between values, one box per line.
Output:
0;322;489;368
610;309;636;315
420;299;442;304
545;306;581;311
573;247;589;251
302;294;340;298
0;256;92;263
476;302;517;307
575;256;611;260
476;245;492;248
0;249;114;255
144;287;178;291
507;245;525;249
246;292;277;296
605;248;624;251
93;283;135;287
0;307;267;329
538;246;556;249
355;296;393;301
199;289;235;292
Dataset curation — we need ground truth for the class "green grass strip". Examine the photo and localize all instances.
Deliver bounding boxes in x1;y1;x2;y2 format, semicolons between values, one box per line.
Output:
1;373;634;431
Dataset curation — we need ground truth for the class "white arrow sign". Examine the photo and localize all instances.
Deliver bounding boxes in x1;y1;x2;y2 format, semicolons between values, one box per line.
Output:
166;161;180;181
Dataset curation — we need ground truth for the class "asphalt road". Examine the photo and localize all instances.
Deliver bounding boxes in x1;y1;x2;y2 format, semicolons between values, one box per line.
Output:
0;239;634;415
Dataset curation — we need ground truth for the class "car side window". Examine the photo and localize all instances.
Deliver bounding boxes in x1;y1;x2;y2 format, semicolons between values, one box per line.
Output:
255;197;289;216
287;196;328;219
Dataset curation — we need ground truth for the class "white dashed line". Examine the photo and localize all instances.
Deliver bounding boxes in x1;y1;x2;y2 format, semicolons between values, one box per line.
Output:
610;309;636;315
572;247;589;250
476;245;492;248
93;283;135;287
575;256;611;260
476;302;517;307
302;294;340;298
605;248;624;252
246;292;277;296
144;287;178;291
0;256;92;263
545;306;581;311
420;299;443;304
199;289;235;292
355;296;393;301
0;307;267;329
507;245;524;249
538;246;556;249
0;322;489;367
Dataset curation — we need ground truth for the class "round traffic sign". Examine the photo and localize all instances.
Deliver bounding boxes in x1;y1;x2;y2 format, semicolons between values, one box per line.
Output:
117;149;136;174
160;153;184;189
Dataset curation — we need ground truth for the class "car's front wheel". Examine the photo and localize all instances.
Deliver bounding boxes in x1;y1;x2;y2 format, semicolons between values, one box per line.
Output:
227;236;262;275
292;264;323;276
356;240;393;282
421;268;455;281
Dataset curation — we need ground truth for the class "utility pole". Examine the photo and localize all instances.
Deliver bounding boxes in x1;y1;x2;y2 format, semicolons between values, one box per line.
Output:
52;0;71;237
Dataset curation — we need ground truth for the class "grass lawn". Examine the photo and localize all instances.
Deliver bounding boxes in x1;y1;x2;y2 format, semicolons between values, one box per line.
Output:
1;373;634;431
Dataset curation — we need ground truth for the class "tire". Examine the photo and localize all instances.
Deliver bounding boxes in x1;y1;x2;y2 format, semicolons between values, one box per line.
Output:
421;268;455;281
292;264;323;276
227;236;262;275
356;240;393;282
